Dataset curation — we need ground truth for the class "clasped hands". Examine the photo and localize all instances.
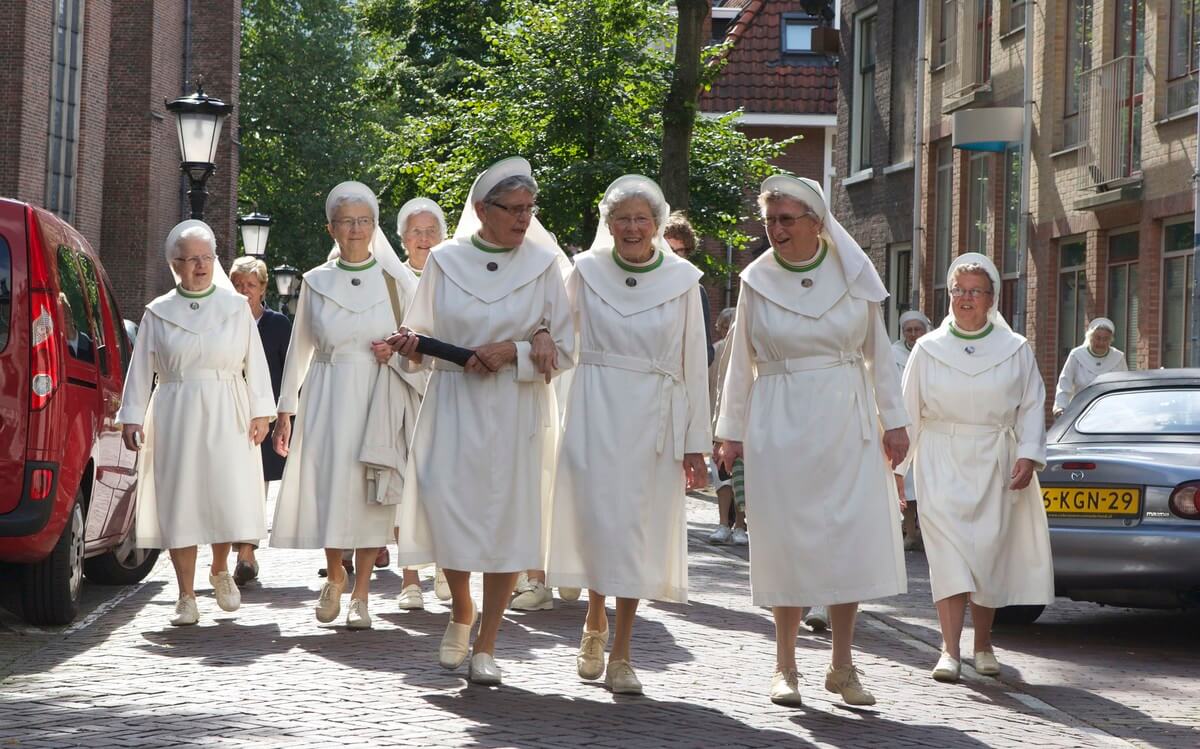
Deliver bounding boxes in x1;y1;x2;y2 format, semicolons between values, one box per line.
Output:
379;328;558;383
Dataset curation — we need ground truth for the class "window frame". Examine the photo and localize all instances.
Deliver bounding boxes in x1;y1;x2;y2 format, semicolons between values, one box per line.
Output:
887;243;914;339
933;140;954;325
850;7;879;177
1161;217;1195;369
1107;228;1141;370
1167;0;1200;116
44;0;85;226
1057;236;1089;373
781;13;820;56
965;150;991;256
1062;0;1094;149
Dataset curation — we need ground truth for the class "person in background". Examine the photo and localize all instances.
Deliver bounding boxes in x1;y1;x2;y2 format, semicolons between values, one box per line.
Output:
1053;317;1127;418
892;310;932;551
708;307;747;546
663;212;715;366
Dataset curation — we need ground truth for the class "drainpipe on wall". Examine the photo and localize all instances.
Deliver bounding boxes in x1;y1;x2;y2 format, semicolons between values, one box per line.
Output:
1191;39;1200;367
911;0;927;315
1012;0;1034;336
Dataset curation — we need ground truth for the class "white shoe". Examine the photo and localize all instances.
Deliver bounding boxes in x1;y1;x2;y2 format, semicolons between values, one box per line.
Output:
730;527;749;546
605;659;643;695
434;567;451;601
932;651;961;682
398;584;424;610
439;604;477;669
558;586;582;602
346;598;372;629
510;579;553;611
973;650;1000;676
209;571;241;612
577;626;609;680
769;669;803;707
315;576;346;623
468;652;502;685
803;605;828;632
170;595;199;626
708;525;732;544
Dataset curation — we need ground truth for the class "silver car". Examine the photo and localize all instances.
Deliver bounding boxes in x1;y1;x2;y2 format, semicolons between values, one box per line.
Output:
1002;370;1200;625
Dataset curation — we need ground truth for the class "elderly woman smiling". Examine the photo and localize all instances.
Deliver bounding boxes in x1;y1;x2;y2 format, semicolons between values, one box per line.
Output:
391;157;573;687
717;175;909;708
117;220;275;626
1053;317;1127;417
546;175;710;695
898;253;1053;683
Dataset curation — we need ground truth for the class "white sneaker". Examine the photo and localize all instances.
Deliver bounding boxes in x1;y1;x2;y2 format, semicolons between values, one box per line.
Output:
170;595;199;626
398;584;424;611
558;587;581;602
510;579;553;611
803;605;829;632
346;598;372;629
730;527;749;546
434;567;451;601
708;525;733;544
209;571;241;612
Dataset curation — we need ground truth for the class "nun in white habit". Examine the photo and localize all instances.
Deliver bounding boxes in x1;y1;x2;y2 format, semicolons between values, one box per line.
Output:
898;252;1053;683
716;175;909;708
546;175;710;695
270;181;419;630
892;309;932;549
1052;317;1127;417
117;220;275;626
389;157;574;686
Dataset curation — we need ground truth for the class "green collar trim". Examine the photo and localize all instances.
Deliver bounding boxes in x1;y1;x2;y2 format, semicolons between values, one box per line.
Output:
950;322;994;340
177;284;216;299
774;239;827;273
612;248;663;274
472;234;514;253
336;257;377;272
1087;347;1108;359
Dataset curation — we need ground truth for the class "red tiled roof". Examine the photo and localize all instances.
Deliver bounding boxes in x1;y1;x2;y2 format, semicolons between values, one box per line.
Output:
701;0;838;116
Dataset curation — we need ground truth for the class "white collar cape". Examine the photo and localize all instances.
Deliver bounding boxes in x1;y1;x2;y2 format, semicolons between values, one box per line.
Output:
302;258;394;313
572;246;701;317
430;235;559;303
1069;343;1125;370
916;320;1027;376
738;241;855;318
145;284;246;334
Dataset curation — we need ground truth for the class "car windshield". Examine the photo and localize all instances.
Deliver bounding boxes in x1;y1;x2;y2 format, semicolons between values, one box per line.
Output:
1076;388;1200;434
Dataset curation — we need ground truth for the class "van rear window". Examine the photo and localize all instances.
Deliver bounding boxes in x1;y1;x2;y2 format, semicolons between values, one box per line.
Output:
0;236;10;352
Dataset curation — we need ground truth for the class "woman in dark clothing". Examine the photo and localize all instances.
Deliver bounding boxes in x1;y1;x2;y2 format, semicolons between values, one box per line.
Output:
230;256;293;585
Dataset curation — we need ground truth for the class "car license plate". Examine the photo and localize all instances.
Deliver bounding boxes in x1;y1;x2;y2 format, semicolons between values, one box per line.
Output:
1041;486;1141;518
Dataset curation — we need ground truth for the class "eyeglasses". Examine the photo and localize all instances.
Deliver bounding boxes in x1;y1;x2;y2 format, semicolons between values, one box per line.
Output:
176;254;216;267
949;286;993;299
763;213;813;227
332;217;376;230
612;216;654;228
487;201;539;218
405;227;442;239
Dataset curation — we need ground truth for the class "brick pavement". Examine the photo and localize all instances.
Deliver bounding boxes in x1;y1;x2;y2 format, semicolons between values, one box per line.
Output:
1;491;1197;748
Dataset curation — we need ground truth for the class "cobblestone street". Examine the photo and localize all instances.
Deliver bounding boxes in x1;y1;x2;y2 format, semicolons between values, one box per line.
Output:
1;491;1197;748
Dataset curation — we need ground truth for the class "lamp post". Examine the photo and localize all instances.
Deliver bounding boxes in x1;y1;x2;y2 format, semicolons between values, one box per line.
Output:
238;211;272;257
165;78;233;220
273;264;300;316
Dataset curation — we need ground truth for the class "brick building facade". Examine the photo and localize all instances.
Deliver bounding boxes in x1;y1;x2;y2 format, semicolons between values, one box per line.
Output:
835;0;1199;410
0;0;241;316
699;0;839;314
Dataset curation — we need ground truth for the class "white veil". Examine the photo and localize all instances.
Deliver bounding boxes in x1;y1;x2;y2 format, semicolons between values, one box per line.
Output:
164;219;234;290
452;156;560;254
587;174;672;254
324;180;407;280
397;197;447;244
943;252;1012;332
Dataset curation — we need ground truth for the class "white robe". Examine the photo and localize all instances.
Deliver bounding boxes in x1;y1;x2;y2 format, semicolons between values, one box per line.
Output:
891;339;913;375
393;236;575;572
900;328;1054;607
269;259;402;549
117;287;275;549
715;248;908;607
1053;344;1127;413
546;249;711;602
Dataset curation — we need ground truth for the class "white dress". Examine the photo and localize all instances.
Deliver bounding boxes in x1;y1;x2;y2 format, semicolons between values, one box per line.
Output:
892;339;917;500
1053;344;1127;413
117;286;275;549
394;235;574;572
546;248;711;602
900;326;1054;607
269;258;402;549
716;246;908;607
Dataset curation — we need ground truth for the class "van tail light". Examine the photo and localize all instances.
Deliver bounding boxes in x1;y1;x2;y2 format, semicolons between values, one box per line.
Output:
1169;482;1200;519
27;211;60;410
29;468;54;500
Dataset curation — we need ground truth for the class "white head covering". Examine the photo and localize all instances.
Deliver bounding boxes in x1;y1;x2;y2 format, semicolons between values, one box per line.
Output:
588;174;672;254
396;197;447;244
164;219;233;290
898;309;932;334
759;174;887;303
323;180;408;282
945;252;1011;332
1086;317;1116;342
452;156;559;255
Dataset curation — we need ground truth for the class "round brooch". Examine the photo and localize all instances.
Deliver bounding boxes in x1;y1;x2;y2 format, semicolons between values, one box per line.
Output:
964;345;976;355
625;277;637;287
189;302;200;311
351;278;361;286
487;261;499;272
801;278;814;288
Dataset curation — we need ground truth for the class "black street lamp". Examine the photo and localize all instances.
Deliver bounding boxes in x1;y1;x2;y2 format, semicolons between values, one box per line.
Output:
165;78;233;220
272;264;301;315
238;211;273;257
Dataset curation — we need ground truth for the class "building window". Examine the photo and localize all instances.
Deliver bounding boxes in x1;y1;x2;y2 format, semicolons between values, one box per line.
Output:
1063;0;1093;148
45;0;85;226
850;8;878;175
1168;0;1200;116
887;243;913;338
1058;238;1089;372
890;6;917;165
782;14;818;54
935;0;956;68
1108;230;1140;369
1162;219;1195;368
1006;0;1026;32
933;140;954;324
1000;147;1021;320
966;151;991;255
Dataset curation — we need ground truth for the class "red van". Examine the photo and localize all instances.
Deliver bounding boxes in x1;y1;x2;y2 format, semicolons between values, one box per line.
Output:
0;199;158;625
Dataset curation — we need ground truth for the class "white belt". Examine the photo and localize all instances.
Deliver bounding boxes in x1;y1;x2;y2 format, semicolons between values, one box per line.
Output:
157;369;248;430
922;420;1021;504
578;350;685;459
756;352;872;441
923;420;1014;436
312;351;377;364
